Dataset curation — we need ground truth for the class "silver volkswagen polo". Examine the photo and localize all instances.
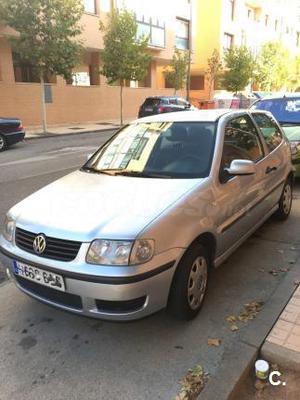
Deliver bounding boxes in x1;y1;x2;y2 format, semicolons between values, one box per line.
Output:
0;110;293;321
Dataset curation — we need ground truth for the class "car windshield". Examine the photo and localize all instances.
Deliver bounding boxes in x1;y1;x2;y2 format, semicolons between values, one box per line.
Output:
83;121;216;179
252;98;300;124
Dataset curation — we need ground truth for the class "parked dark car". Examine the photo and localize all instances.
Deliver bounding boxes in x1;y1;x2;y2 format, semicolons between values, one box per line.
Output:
138;96;195;118
251;94;300;177
0;117;25;151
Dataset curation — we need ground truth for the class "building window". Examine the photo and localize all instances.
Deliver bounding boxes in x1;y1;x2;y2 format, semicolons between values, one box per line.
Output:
190;75;205;90
247;9;253;19
83;0;96;14
297;32;300;47
176;18;189;50
223;33;234;49
101;0;111;12
137;16;165;48
12;53;55;83
274;19;278;31
264;14;269;26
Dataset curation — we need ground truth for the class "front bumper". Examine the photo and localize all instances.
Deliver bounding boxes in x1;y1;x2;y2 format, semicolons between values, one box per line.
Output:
0;239;182;321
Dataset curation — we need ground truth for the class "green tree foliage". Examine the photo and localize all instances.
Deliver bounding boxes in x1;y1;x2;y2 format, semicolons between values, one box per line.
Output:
0;0;84;132
164;49;189;94
222;46;255;93
287;56;300;91
206;49;222;99
100;9;151;124
255;41;290;91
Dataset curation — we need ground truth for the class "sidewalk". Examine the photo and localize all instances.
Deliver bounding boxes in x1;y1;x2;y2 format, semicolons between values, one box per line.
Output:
261;285;300;371
25;119;131;139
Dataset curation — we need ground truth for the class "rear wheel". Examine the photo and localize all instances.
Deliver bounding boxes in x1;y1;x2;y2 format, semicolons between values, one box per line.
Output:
168;243;209;320
0;134;7;152
274;178;293;220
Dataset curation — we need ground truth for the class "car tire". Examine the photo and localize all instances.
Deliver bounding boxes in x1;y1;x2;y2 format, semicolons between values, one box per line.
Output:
167;243;209;320
274;178;293;221
0;134;7;152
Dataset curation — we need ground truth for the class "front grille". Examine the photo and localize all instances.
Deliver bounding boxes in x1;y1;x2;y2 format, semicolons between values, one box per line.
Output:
15;275;83;310
95;296;147;314
15;227;82;262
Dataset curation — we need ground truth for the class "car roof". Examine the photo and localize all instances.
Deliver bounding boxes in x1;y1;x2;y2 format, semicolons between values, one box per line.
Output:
133;109;245;123
257;93;300;101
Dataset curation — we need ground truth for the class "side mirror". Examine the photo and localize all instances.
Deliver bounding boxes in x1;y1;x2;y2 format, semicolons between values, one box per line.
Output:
86;153;93;162
226;159;256;176
185;103;191;109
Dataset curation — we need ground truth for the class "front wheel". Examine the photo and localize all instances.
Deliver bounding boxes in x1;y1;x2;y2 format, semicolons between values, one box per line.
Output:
0;134;7;152
274;178;293;220
167;244;209;320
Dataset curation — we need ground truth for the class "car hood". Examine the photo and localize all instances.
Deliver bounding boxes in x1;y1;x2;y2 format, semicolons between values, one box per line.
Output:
281;125;300;141
10;170;201;242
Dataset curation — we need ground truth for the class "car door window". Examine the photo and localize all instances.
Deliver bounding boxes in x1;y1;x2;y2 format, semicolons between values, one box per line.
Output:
252;113;283;152
169;98;177;105
221;115;264;170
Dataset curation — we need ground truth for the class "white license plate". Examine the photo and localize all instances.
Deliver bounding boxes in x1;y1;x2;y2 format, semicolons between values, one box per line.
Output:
144;107;153;112
13;261;65;292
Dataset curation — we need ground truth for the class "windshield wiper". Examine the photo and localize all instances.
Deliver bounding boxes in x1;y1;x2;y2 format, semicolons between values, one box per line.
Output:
81;166;118;175
114;170;172;178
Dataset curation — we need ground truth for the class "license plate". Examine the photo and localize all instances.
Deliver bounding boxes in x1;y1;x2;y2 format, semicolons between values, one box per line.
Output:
13;261;65;292
144;107;153;112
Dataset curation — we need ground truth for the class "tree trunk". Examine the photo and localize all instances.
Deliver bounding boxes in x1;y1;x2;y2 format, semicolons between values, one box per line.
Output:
40;74;47;133
120;82;123;126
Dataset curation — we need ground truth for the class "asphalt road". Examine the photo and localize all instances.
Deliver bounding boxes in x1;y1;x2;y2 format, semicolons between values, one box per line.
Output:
0;133;299;400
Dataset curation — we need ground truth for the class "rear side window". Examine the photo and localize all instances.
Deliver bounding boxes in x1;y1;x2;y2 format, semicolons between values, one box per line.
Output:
221;115;264;169
169;98;177;105
144;98;161;107
252;113;282;152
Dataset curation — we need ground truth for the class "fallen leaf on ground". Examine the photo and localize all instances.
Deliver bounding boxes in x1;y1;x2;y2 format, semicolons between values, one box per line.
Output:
238;301;264;323
269;269;279;276
225;315;237;323
279;267;289;273
230;324;239;332
176;364;209;400
254;379;268;391
207;338;221;347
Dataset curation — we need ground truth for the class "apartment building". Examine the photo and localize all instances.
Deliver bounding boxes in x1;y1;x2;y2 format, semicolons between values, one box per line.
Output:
192;0;300;98
0;0;299;127
0;0;196;127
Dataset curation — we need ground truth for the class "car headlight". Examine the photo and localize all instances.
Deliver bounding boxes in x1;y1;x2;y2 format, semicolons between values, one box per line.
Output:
3;216;15;242
290;141;300;156
86;239;155;265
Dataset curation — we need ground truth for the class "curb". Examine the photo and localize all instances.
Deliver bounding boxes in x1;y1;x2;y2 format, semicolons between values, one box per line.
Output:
261;341;300;372
25;127;118;141
200;259;300;400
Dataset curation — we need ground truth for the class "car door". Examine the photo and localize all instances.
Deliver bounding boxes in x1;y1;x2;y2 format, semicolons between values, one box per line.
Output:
251;112;287;209
213;114;266;256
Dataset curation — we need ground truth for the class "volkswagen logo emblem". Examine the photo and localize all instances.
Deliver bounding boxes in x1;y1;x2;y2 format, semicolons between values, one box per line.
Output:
33;234;47;254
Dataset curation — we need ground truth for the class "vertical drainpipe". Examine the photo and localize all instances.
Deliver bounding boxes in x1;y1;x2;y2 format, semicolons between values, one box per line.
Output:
186;0;193;102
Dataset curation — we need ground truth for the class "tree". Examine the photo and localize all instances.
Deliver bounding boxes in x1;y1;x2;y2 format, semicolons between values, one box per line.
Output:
222;46;255;94
206;49;222;99
288;56;300;91
255;42;290;91
100;9;151;125
0;0;84;133
164;49;189;95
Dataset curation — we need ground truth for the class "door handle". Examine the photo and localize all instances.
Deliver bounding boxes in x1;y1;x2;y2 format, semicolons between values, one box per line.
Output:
265;166;277;174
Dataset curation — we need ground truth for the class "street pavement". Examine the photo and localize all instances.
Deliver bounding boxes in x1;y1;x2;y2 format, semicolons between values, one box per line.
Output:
0;134;299;400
